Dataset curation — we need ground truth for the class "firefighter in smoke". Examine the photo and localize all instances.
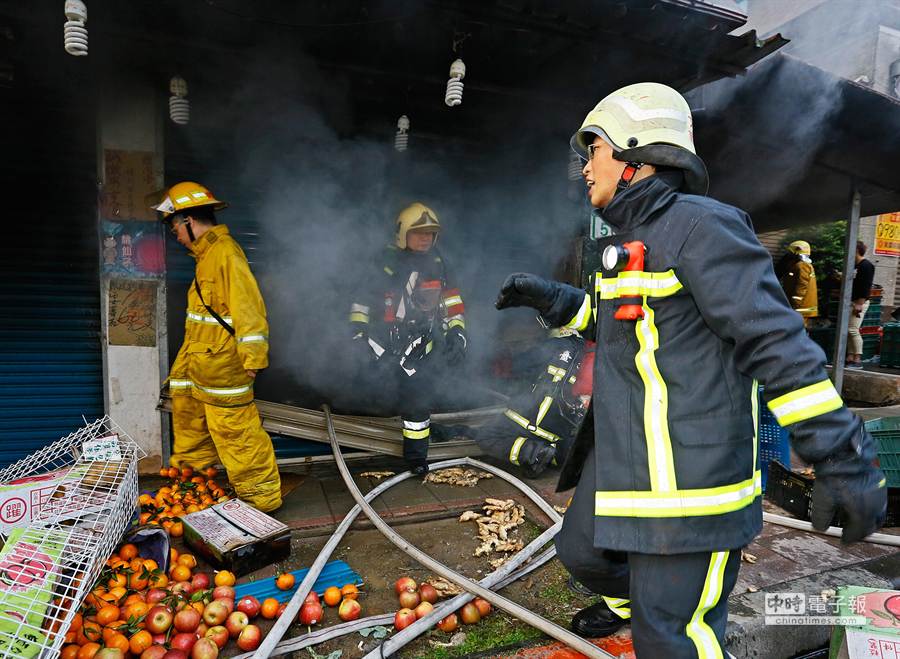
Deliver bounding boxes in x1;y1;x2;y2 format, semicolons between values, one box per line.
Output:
349;203;467;474
474;329;593;478
154;182;282;512
496;83;886;657
779;239;819;324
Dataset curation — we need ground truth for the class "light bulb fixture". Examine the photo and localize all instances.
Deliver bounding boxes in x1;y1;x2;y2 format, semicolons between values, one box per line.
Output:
169;75;190;125
568;152;583;181
445;58;465;107
394;115;410;152
63;0;88;57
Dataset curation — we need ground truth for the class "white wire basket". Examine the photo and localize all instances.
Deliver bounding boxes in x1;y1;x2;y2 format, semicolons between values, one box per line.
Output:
0;416;145;658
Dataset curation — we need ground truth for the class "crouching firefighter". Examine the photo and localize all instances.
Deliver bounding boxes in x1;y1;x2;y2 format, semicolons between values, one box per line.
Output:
475;329;593;478
496;83;886;658
350;203;468;474
154;182;282;513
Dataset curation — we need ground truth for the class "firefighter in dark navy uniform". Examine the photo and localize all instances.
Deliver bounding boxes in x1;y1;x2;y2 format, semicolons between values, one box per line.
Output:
496;82;886;658
350;203;467;474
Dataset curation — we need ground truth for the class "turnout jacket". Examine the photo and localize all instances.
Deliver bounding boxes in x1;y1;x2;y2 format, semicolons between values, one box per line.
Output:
543;172;874;553
781;257;818;318
168;225;269;406
349;245;465;362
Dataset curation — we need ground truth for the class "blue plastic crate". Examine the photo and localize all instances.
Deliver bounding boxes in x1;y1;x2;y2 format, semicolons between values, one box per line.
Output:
758;387;790;491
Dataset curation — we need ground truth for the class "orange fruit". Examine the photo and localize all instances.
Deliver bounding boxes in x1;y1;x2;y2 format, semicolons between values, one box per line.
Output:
95;605;119;626
169;521;184;537
181;466;194;480
108;586;127;602
177;554;197;569
149;573;168;588
214;570;236;587
123;601;149;620
81;621;102;642
129;629;153;655
191;476;204;484
323;586;342;607
340;584;359;600
185;504;200;514
77;642;100;659
68;612;83;634
123;593;145;606
61;645;79;659
167;467;180;479
139;512;152;524
105;632;130;653
205;467;218;479
275;573;295;591
260;598;280;619
170;564;191;582
142;558;159;571
118;543;139;561
107;573;127;590
139;493;154;506
169;548;179;563
63;630;77;645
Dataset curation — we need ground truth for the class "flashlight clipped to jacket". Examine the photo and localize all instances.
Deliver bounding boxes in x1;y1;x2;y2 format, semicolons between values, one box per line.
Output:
601;240;646;321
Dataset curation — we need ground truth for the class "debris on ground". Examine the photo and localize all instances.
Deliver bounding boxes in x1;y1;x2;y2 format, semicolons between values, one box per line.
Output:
553;504;568;515
427;576;464;596
459;498;527;567
424;467;493;487
747;584;760;593
359;471;396;479
741;551;758;564
430;631;467;647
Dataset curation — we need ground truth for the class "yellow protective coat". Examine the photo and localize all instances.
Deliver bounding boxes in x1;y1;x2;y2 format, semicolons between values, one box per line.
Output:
782;258;818;318
167;225;281;511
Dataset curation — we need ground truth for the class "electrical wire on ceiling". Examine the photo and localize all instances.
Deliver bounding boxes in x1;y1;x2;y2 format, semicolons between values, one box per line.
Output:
198;0;425;29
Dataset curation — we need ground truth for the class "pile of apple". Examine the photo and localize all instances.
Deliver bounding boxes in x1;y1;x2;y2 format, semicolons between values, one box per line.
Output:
298;583;362;627
61;544;277;659
391;576;491;633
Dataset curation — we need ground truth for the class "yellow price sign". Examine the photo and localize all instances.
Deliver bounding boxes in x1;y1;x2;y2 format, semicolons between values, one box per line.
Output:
875;212;900;257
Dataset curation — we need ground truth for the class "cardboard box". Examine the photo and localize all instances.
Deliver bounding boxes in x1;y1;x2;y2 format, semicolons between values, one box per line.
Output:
181;499;290;576
0;469;72;535
829;585;900;659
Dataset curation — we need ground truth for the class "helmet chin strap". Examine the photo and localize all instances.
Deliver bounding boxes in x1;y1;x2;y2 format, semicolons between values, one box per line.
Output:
185;217;197;243
615;161;644;194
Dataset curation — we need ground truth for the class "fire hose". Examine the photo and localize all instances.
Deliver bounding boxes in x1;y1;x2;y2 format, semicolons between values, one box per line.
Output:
247;408;614;659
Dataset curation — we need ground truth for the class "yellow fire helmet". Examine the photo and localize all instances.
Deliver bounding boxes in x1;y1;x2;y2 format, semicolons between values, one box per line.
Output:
570;82;709;195
151;181;228;220
395;202;440;249
789;240;812;256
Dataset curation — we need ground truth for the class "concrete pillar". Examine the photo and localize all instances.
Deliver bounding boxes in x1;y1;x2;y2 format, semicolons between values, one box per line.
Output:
97;76;168;473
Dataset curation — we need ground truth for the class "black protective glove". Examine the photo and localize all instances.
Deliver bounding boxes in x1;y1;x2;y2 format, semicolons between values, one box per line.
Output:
495;273;556;313
810;461;887;543
443;327;467;366
402;439;429;475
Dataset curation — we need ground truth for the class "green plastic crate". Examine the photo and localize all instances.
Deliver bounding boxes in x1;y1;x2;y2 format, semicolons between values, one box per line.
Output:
865;417;900;487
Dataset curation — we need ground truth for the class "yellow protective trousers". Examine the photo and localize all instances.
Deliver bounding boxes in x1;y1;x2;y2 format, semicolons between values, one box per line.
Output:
170;395;282;512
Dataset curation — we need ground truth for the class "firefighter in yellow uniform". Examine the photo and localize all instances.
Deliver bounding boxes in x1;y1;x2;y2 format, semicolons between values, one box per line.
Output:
780;240;818;324
153;182;282;512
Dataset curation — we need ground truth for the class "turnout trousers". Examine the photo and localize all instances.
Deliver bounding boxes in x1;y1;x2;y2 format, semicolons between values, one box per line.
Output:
170;395;282;512
555;448;742;659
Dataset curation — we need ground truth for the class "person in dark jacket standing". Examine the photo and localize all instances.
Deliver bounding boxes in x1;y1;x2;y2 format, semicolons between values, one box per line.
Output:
847;241;876;369
495;82;886;658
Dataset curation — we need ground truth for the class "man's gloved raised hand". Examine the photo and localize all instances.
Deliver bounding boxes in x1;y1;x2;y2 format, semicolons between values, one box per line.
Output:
810;428;887;543
495;273;557;313
443;326;467;366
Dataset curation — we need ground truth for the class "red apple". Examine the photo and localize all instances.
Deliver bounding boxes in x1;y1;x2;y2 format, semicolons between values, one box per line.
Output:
414;601;433;619
394;608;417;631
235;624;262;651
338;598;361;621
216;597;234;615
191;637;219;659
204;625;229;649
212;586;235;602
304;591;320;605
170;632;199;654
146;605;174;634
394;577;417;595
141;646;168;659
418;583;438;604
202;600;229;626
151;633;167;646
437;613;458;632
191;573;211;591
459;602;481;625
171;581;193;597
196;623;208;637
473;597;491;618
162;651;188;659
398;589;420;609
225;611;249;638
236;595;261;619
147;588;168;604
276;603;287;618
298;601;324;626
174;607;201;633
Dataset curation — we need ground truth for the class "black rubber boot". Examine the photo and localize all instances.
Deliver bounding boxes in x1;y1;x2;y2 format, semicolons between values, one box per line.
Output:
571;600;629;638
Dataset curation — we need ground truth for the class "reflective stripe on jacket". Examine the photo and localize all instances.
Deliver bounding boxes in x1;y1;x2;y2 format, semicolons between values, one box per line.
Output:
168;225;269;406
542;172;867;554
